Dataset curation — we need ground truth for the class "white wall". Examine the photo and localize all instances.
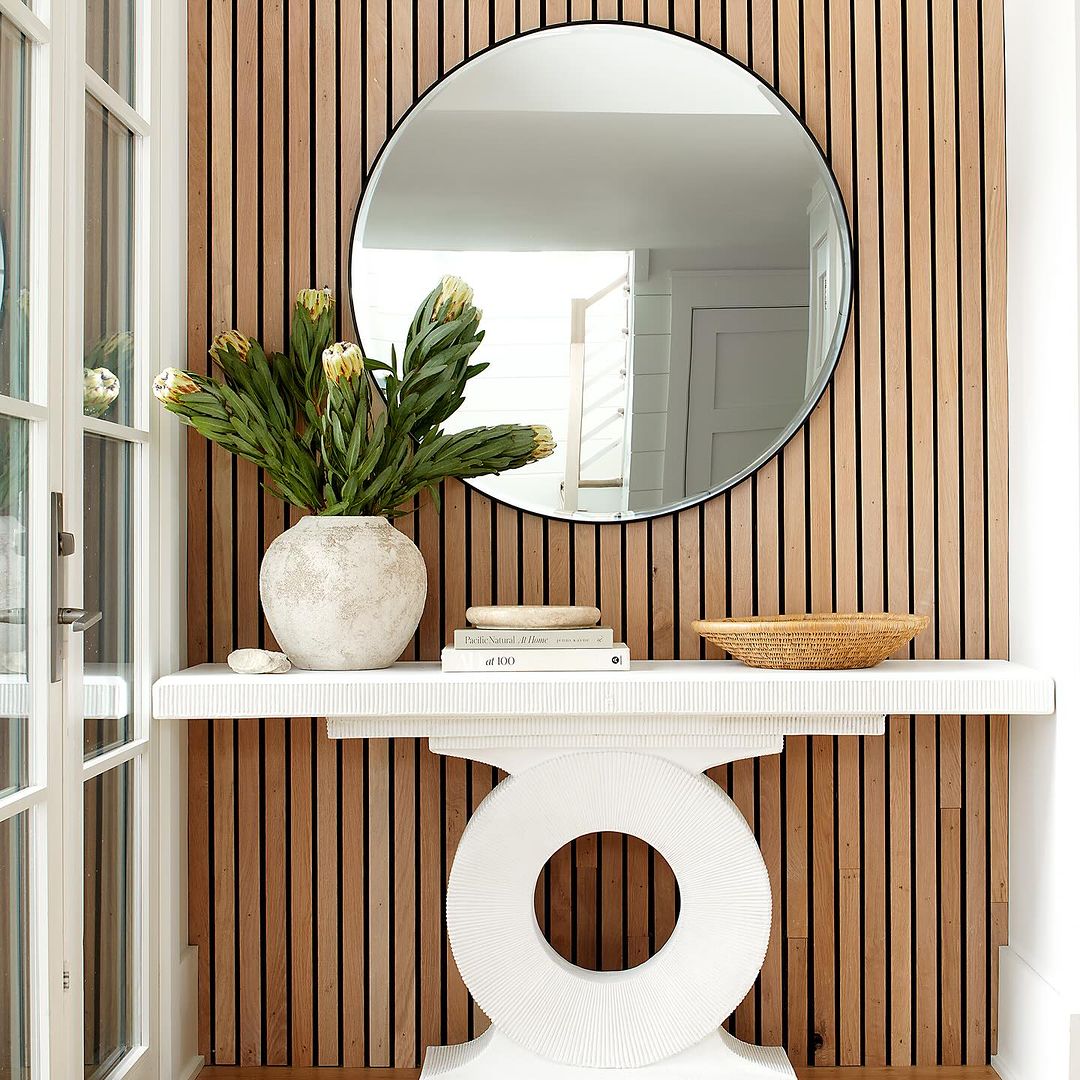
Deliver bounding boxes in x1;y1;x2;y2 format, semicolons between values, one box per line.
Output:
627;270;672;511
997;2;1080;1078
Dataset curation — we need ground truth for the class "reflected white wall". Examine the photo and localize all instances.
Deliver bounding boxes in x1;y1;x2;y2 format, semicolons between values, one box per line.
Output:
352;249;630;514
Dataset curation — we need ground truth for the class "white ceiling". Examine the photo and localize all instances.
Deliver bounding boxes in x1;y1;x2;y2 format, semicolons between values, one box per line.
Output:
357;24;834;264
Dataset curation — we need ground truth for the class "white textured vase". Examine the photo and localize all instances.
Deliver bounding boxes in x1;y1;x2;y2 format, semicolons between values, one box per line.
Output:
259;515;427;670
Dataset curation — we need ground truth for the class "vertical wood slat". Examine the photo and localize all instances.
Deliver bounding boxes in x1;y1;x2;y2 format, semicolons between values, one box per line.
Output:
316;726;340;1064
341;738;366;1065
234;0;262;1046
289;720;314;1066
186;0;211;1059
444;756;470;1044
394;740;418;1065
368;740;392;1065
850;0;888;1067
802;0;838;1061
187;0;1011;1067
881;0;915;1067
258;0;289;1064
207;0;236;1066
418;742;443;1054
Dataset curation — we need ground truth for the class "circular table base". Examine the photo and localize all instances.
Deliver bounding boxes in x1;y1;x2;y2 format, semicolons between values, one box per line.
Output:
446;751;773;1069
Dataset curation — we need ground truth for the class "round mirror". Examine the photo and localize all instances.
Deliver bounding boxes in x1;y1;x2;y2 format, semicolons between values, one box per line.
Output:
350;24;852;522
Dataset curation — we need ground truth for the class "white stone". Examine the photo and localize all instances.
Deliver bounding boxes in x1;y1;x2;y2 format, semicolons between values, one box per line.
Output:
227;648;291;675
259;515;427;670
465;604;601;629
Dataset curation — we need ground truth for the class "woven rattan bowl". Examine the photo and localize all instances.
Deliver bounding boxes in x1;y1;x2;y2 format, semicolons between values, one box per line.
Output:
691;612;930;670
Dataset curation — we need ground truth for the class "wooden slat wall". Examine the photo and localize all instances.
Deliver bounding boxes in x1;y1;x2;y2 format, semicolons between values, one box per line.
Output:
186;0;1010;1067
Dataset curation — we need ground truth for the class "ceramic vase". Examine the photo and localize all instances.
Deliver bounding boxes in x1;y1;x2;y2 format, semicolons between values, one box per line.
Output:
259;515;427;670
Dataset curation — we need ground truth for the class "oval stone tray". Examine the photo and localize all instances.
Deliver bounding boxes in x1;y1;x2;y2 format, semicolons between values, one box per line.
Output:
466;605;602;630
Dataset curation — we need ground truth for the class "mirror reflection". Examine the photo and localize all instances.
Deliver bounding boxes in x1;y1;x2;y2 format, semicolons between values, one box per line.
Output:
351;25;851;521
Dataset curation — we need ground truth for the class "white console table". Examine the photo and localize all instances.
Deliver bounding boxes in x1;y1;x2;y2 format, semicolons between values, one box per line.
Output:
153;659;1054;1079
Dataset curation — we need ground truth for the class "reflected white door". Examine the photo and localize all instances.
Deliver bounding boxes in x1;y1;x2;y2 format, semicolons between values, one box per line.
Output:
684;306;809;494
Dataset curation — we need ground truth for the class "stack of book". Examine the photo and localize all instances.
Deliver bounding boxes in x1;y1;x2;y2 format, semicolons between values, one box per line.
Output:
441;625;630;672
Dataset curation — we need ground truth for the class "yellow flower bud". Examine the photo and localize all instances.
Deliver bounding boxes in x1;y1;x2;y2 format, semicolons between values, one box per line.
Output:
297;287;335;323
432;275;474;323
83;367;120;418
322;342;365;383
152;367;200;404
209;328;251;363
528;424;556;462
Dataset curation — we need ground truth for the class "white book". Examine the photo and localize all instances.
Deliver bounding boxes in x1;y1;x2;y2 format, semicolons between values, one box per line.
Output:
441;644;630;672
453;627;614;650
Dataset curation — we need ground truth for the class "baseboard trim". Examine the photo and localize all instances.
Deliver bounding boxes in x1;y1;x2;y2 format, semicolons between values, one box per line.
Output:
175;1054;204;1080
994;1055;1022;1080
993;945;1077;1080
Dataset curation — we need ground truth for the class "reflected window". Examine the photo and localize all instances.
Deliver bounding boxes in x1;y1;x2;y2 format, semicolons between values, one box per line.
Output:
0;813;30;1080
84;98;135;426
0;17;31;401
87;0;136;103
83;762;134;1077
0;414;28;796
83;433;133;758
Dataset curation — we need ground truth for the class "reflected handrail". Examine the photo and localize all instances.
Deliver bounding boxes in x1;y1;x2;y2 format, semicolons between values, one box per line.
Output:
562;272;630;514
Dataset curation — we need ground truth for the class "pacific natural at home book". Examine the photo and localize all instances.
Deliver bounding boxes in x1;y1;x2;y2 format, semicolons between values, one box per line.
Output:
453;628;614;649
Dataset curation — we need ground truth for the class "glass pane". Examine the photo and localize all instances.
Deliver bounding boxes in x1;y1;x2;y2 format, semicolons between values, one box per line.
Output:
86;0;135;104
84;98;134;427
0;17;31;401
83;434;133;758
83;762;133;1077
0;811;30;1080
0;414;28;795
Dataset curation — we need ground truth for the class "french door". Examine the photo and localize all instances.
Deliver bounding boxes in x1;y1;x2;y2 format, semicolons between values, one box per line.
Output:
0;0;158;1074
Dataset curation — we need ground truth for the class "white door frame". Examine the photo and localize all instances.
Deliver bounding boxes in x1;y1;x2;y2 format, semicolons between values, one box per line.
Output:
0;0;190;1073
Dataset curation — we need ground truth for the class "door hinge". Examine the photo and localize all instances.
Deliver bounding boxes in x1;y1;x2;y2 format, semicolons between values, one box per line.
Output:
62;965;70;991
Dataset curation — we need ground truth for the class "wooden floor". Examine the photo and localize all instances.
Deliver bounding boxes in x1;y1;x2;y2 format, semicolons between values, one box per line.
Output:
199;1067;1000;1079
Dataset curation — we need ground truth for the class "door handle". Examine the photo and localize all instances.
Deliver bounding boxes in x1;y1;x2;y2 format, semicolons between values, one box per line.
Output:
58;607;102;632
51;492;83;681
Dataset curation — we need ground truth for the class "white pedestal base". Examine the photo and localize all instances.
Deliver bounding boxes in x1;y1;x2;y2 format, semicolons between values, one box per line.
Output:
445;751;773;1069
421;1027;796;1078
433;749;788;1077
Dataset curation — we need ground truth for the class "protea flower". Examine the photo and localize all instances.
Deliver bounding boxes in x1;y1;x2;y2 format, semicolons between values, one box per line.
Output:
83;367;120;418
152;367;200;404
529;425;556;461
433;275;474;323
297;287;335;323
209;328;251;363
322;342;365;383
